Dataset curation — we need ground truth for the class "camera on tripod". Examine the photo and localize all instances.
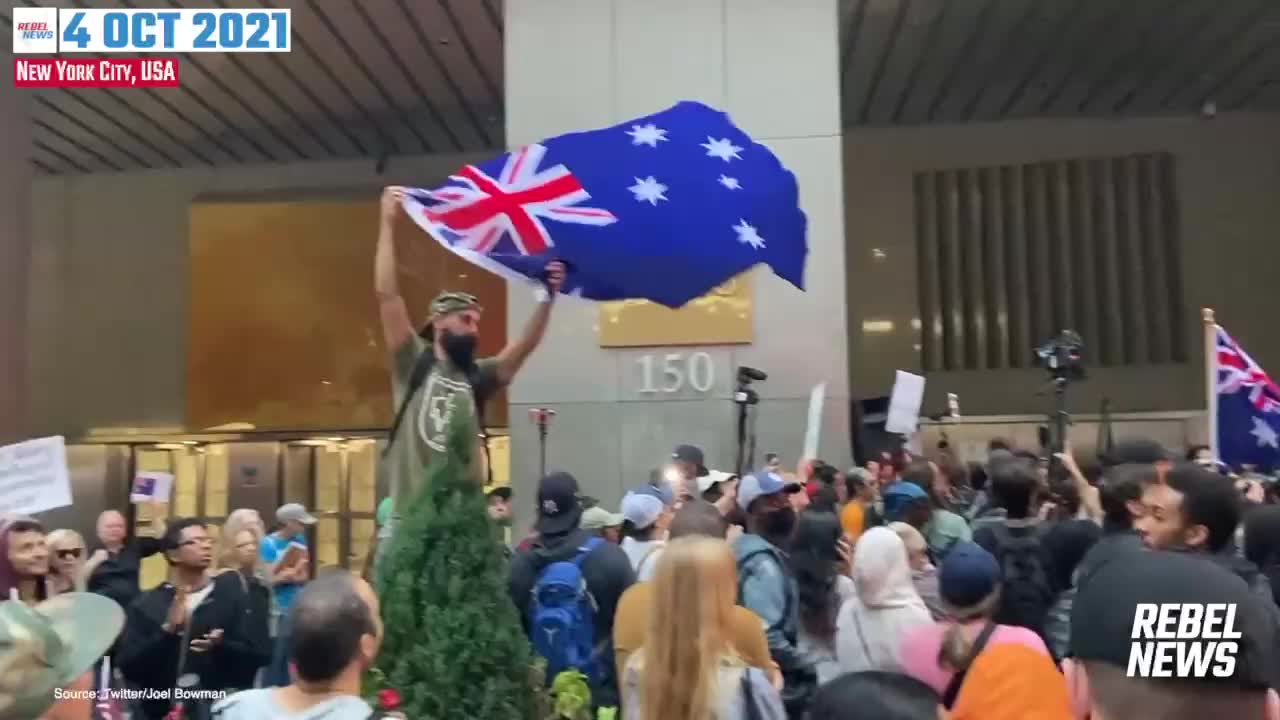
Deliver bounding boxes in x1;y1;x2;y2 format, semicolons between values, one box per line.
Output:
1034;330;1086;382
734;365;766;405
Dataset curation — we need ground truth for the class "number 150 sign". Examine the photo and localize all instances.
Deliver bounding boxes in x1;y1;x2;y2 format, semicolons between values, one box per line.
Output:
636;352;716;394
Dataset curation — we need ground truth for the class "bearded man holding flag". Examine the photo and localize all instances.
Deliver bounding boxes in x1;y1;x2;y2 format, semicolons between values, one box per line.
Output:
373;186;564;578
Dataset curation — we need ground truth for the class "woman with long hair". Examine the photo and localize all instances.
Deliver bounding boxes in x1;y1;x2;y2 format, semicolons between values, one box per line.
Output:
45;528;90;594
212;522;272;690
835;527;932;674
898;541;1052;709
791;510;854;684
623;536;785;720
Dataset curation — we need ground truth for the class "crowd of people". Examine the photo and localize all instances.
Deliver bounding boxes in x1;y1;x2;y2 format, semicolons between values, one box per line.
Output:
6;186;1280;720
0;501;336;719
496;437;1280;720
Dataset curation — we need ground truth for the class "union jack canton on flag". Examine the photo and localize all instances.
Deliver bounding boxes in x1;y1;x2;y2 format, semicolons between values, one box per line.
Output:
1215;325;1280;470
401;101;808;308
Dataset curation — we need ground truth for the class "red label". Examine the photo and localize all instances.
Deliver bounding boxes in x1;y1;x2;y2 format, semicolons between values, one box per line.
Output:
13;57;180;88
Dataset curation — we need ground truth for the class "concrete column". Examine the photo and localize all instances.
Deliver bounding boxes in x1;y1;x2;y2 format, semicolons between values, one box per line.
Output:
504;0;849;522
0;44;33;443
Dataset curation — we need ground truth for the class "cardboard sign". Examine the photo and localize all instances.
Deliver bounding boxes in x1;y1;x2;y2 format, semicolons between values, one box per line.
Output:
130;471;174;504
802;383;826;461
886;371;926;435
0;436;72;516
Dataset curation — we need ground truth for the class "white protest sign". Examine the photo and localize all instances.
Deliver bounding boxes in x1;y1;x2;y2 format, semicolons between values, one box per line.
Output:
0;436;73;516
130;471;174;504
802;383;826;461
885;370;926;435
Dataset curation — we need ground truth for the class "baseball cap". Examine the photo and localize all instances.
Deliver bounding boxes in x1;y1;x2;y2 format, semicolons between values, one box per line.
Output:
276;503;317;525
881;481;929;519
621;491;666;530
736;472;802;512
0;593;125;720
1070;549;1277;689
430;291;480;318
535;471;582;535
696;470;737;496
638;481;676;507
939;541;1001;609
484;485;513;501
672;444;709;477
581;506;624;531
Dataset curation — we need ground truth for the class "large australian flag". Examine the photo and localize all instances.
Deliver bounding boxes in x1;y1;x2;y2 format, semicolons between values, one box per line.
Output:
401;101;808;308
1215;325;1280;470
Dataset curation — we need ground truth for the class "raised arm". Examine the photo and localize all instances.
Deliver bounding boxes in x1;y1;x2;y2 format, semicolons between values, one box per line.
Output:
494;261;565;385
376;186;416;353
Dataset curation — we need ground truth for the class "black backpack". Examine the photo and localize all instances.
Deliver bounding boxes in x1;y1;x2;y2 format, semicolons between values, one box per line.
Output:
988;524;1054;638
383;346;491;484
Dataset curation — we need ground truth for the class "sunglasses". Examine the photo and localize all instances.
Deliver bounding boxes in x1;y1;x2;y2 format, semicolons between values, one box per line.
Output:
56;548;83;560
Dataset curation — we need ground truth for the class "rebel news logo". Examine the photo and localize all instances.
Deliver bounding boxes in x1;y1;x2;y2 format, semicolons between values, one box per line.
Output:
12;6;58;54
1128;603;1241;678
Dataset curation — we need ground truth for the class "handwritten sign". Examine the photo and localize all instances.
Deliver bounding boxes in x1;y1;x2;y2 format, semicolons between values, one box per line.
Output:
0;436;72;516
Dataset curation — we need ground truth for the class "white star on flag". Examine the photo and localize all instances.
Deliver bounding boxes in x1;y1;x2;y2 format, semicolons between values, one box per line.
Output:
702;137;743;162
734;219;765;250
1251;416;1279;449
627;123;668;147
629;176;668;205
719;175;742;190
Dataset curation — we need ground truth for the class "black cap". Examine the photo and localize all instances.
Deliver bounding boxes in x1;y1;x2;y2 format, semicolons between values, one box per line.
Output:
486;486;512;501
535;471;581;535
1071;549;1277;690
672;444;709;477
1101;438;1169;467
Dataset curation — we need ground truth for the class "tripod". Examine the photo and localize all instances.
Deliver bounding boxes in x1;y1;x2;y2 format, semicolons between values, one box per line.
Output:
529;408;555;479
1050;377;1069;454
734;390;759;476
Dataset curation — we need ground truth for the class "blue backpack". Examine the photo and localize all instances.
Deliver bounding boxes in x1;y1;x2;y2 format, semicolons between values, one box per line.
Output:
528;537;604;684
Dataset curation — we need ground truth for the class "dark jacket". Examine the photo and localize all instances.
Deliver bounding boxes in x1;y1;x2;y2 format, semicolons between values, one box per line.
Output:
1073;528;1143;592
508;527;635;709
212;570;272;690
118;577;252;720
88;537;165;611
733;533;816;717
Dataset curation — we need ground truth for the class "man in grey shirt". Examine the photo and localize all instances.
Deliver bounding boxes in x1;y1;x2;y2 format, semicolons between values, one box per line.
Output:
212;570;389;720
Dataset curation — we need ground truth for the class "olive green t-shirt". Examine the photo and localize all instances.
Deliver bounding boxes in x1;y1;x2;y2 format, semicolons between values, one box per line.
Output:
388;336;501;521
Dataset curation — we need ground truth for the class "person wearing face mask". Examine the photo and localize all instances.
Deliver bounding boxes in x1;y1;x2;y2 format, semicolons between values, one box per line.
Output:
375;186;565;578
733;471;816;718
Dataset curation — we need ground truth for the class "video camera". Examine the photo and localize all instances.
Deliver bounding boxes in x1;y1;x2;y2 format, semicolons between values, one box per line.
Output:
1034;330;1086;382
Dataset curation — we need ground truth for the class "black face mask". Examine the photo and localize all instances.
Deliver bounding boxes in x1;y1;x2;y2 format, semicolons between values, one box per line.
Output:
759;506;797;543
441;329;478;369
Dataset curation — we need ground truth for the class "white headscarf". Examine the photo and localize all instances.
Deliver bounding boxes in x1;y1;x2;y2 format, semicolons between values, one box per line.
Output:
835;527;932;673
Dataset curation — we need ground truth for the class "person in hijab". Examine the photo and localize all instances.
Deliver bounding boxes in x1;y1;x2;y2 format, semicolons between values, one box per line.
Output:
889;522;945;621
1041;518;1102;659
898;542;1051;707
950;643;1071;720
835;527;931;674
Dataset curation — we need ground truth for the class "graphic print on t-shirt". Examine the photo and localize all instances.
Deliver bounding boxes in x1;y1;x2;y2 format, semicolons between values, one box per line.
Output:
417;370;474;453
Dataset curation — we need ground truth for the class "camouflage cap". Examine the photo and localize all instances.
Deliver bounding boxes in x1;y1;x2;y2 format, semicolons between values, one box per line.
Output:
430;291;481;319
0;593;124;720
